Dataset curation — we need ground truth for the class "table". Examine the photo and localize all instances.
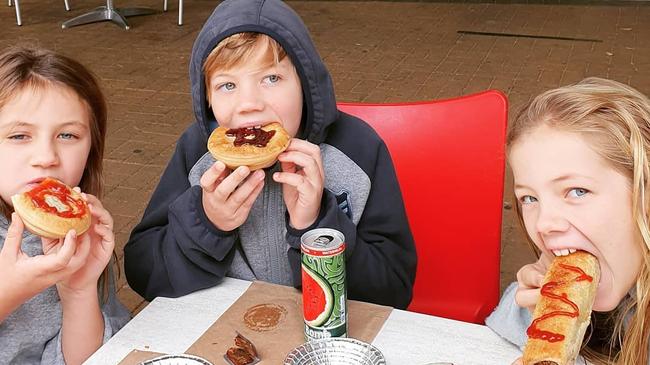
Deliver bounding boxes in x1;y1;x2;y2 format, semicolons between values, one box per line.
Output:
61;0;156;30
84;278;522;365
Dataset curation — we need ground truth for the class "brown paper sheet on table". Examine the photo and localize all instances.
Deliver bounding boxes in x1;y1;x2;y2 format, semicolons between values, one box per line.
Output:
117;349;163;365
185;280;393;364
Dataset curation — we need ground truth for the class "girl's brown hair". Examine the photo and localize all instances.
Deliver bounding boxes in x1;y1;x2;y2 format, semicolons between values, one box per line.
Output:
0;46;106;214
0;46;112;299
509;77;650;364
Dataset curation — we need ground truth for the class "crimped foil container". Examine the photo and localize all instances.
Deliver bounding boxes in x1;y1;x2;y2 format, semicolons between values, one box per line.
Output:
284;338;387;365
139;354;214;365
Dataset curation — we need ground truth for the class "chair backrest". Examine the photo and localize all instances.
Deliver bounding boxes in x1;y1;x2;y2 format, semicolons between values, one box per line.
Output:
337;90;507;324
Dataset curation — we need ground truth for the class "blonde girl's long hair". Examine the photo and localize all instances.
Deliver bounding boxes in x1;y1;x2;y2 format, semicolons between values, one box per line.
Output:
508;77;650;365
0;46;114;301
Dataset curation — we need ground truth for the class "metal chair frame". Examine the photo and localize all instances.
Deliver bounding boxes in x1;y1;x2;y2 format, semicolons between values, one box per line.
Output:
8;0;183;27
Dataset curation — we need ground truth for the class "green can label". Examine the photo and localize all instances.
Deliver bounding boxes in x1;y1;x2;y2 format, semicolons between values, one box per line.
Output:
301;228;347;341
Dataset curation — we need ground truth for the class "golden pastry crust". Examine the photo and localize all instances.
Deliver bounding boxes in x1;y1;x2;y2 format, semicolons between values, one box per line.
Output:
207;122;291;171
11;178;91;239
523;251;600;365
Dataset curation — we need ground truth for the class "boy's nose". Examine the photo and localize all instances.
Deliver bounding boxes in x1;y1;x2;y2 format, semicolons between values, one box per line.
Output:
235;87;265;114
535;203;570;235
30;141;59;168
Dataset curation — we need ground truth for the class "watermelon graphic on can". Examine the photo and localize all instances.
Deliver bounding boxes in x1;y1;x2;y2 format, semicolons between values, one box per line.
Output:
301;228;347;341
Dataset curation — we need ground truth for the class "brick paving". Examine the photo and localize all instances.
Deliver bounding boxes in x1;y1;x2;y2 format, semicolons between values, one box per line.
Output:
1;0;649;314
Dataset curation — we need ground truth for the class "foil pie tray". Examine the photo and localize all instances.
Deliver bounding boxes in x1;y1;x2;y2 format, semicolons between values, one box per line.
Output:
284;338;387;365
139;354;214;365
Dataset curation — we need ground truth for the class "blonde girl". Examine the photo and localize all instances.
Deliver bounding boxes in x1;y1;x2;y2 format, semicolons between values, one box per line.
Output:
0;46;129;365
486;77;650;364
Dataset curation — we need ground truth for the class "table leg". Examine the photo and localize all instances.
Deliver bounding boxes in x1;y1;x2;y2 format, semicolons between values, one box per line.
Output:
14;0;21;26
61;0;156;30
178;0;183;25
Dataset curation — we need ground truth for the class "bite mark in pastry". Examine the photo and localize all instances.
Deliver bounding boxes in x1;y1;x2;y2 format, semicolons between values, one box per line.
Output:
523;251;600;365
11;177;91;239
207;122;291;171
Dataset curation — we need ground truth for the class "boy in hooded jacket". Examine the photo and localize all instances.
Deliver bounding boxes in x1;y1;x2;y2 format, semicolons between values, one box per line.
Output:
124;0;417;309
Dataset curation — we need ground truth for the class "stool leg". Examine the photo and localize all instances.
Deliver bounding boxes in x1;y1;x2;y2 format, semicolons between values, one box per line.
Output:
8;0;12;7
14;0;21;25
64;0;70;11
178;0;182;25
163;0;167;12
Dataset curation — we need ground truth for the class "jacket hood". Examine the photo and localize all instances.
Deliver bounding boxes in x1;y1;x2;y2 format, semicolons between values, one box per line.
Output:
189;0;337;144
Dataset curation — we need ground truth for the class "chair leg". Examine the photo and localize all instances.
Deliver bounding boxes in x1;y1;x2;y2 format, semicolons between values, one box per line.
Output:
14;0;21;25
8;0;11;7
163;0;167;12
64;0;70;11
177;0;182;25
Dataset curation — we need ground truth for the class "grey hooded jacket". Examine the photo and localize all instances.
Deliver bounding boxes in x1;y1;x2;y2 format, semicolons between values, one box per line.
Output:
0;216;130;365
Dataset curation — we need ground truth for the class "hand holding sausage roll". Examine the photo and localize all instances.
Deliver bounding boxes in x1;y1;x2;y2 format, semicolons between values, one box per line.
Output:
522;251;600;365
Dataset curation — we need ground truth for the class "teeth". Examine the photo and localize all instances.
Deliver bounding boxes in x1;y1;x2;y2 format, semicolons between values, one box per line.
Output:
552;249;577;257
552;249;567;257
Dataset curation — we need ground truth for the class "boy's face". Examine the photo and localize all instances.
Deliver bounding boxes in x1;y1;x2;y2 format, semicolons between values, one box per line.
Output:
510;125;643;311
0;85;91;206
208;44;303;137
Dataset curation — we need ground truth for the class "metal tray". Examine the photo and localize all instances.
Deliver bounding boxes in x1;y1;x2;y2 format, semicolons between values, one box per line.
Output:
139;354;214;365
284;338;387;365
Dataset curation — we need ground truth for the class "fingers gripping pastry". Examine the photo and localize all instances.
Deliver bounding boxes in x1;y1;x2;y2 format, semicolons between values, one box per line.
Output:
523;251;600;365
11;177;91;239
207;122;291;171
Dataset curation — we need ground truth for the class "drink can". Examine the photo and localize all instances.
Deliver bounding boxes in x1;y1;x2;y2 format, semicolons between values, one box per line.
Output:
301;228;347;341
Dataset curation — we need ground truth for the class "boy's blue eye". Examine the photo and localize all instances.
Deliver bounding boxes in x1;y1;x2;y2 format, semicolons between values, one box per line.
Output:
219;82;236;91
568;188;589;198
520;195;537;204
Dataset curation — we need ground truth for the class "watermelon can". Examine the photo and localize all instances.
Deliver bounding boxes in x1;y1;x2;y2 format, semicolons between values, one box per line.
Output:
300;228;347;341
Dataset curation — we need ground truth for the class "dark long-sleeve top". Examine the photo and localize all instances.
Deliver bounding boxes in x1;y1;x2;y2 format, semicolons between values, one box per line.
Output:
124;0;416;309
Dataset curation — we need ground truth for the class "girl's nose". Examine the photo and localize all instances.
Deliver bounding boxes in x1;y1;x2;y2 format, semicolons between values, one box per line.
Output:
30;141;59;168
535;203;570;235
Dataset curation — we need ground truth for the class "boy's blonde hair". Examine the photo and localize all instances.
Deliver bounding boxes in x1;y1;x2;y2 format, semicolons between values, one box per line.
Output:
203;32;288;98
508;77;650;364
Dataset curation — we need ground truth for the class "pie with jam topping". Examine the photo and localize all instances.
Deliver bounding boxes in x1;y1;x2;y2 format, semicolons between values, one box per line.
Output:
11;177;91;239
208;122;291;171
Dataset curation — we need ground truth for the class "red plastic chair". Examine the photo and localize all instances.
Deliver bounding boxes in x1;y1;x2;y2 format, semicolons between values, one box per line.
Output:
338;90;507;324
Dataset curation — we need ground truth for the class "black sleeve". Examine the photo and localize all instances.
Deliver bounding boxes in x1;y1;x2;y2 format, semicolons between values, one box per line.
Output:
123;126;239;301
286;141;417;309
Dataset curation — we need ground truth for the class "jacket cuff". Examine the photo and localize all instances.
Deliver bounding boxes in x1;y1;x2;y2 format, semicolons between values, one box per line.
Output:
189;185;237;238
285;189;335;248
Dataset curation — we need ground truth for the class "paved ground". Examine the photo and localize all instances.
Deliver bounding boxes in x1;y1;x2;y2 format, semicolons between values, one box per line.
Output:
2;0;649;314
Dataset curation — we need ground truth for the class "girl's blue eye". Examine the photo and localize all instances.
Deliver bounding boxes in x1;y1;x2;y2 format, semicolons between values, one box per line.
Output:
59;133;76;140
8;134;27;140
264;75;280;84
520;195;537;204
219;82;236;91
568;188;589;198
